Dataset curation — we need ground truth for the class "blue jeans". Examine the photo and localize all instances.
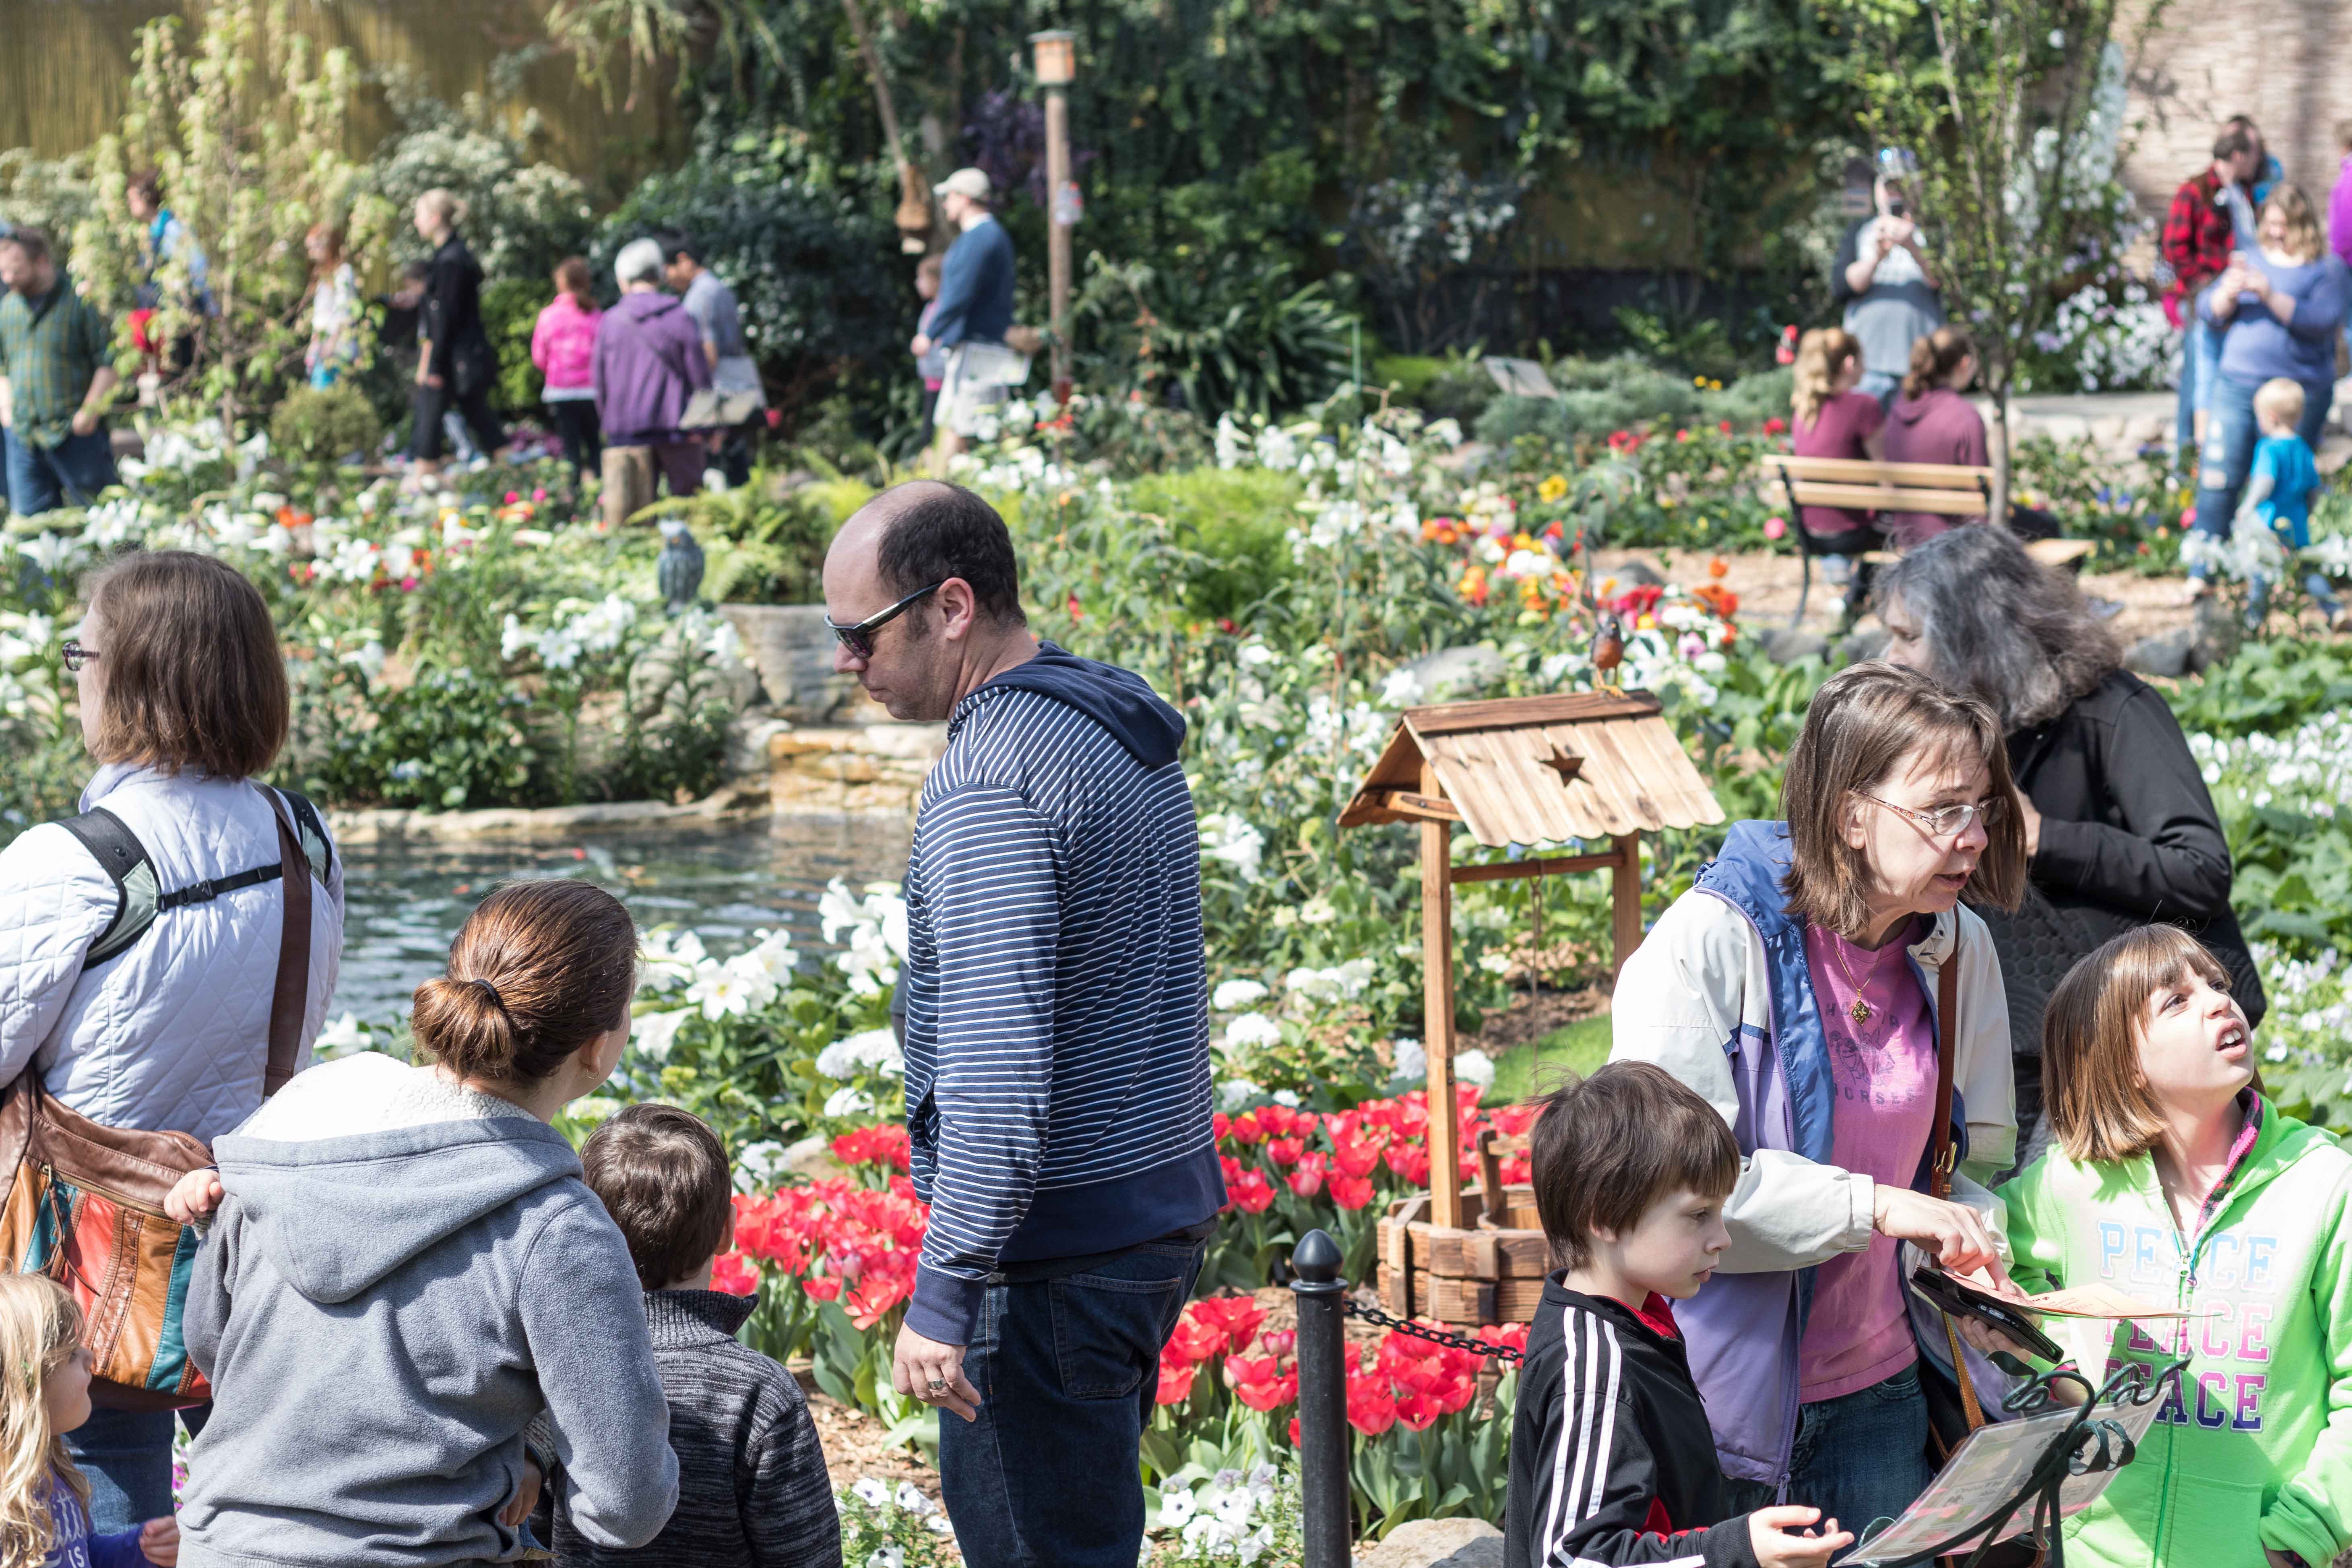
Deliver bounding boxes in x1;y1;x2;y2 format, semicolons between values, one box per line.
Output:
3;426;120;515
2175;308;2222;459
940;1237;1206;1568
1858;370;1902;414
66;1403;207;1531
2192;372;2336;577
1724;1363;1933;1561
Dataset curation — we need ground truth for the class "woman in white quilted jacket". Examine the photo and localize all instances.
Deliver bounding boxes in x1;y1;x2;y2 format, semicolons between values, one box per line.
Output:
0;550;345;1530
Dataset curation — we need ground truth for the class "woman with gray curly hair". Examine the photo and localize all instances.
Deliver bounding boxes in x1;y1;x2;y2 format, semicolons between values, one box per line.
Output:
1876;526;2263;1164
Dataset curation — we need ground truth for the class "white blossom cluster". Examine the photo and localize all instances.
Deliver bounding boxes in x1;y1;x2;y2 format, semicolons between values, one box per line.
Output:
1158;1464;1290;1564
500;593;639;671
2190;717;2352;816
632;927;802;1058
818;878;909;999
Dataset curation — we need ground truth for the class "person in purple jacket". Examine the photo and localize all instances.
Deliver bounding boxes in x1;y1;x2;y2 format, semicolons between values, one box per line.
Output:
593;238;711;500
2192;183;2346;592
2327;121;2352;374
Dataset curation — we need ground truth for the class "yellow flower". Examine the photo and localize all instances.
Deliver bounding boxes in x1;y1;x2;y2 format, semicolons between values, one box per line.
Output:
1637;613;1656;631
1692;376;1706;388
1537;473;1569;504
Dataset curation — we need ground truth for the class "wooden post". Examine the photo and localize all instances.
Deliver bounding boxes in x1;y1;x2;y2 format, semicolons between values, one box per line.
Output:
1422;762;1463;1230
1611;833;1644;980
1042;83;1073;401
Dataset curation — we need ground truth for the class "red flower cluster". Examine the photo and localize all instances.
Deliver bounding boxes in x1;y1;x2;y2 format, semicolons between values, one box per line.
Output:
710;1250;762;1295
1346;1320;1528;1433
733;1178;929;1330
1214;1085;1536;1216
1605;429;1646;454
1158;1294;1274;1406
830;1123;911;1172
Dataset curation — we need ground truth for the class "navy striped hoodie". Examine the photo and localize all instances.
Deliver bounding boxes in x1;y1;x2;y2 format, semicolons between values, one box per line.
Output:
899;643;1224;1344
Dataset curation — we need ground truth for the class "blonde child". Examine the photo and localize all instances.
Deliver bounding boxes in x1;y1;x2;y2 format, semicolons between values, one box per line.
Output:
1788;326;1887;624
0;1274;178;1568
1982;926;2352;1568
2235;376;2346;629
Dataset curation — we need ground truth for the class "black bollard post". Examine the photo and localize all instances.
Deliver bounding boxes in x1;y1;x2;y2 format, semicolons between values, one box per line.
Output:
1291;1227;1349;1568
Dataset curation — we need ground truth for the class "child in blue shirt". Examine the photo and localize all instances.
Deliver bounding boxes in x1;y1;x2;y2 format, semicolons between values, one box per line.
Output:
2238;376;2346;628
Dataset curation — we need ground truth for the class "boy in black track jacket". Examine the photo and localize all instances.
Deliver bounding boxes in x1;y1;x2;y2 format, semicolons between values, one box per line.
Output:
1503;1064;1850;1568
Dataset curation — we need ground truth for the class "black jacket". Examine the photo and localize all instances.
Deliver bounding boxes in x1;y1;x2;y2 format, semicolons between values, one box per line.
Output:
1985;669;2264;1053
420;234;496;397
550;1290;842;1568
1505;1280;1758;1568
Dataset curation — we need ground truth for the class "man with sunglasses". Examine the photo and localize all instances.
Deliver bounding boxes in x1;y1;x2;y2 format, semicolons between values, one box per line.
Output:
822;481;1222;1568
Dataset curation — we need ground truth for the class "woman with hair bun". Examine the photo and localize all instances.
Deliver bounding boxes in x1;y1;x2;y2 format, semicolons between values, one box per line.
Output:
164;880;679;1565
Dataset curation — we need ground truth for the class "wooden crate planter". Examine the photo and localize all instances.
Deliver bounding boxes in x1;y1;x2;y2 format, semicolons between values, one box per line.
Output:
1340;692;1726;1326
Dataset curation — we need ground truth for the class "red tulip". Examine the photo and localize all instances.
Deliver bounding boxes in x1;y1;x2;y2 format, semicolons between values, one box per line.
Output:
1330;1173;1375;1210
1229;1171;1276;1214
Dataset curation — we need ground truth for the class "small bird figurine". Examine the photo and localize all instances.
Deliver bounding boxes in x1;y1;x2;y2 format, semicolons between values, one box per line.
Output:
656;517;705;615
1591;612;1625;692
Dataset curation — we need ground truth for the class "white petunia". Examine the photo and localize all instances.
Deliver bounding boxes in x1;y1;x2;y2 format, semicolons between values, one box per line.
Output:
893;1482;933;1515
1161;1489;1198;1528
849;1478;890;1508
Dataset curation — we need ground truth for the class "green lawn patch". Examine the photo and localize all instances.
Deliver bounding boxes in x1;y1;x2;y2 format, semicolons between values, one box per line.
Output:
1485;1012;1612;1103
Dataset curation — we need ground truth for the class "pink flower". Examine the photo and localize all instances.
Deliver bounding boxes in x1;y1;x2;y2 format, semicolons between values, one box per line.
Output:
1763;516;1787;541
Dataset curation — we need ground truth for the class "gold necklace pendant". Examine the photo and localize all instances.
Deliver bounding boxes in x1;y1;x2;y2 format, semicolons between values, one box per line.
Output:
1850;997;1874;1024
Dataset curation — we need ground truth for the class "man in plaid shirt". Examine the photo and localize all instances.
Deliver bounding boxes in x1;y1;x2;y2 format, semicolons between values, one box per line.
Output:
2164;126;2263;459
0;227;120;516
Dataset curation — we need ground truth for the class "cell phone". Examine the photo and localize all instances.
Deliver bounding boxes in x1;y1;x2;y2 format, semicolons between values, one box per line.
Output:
1887;200;1908;219
1910;1264;2065;1363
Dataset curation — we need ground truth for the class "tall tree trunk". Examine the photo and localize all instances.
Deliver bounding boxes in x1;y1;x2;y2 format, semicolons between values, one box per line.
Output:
839;0;932;249
1987;376;2013;528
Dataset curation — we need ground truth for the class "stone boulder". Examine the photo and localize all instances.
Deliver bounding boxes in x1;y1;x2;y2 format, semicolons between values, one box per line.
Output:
723;605;865;723
1399;645;1507;702
1358;1517;1505;1568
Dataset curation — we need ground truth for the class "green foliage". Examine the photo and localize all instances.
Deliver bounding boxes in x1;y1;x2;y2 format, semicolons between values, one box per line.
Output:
1375;352;1499;425
0;151;99;256
479;277;549;415
366;72;597;279
1123;465;1307;623
305;662;542;810
266;384;382;467
1076;253;1354;418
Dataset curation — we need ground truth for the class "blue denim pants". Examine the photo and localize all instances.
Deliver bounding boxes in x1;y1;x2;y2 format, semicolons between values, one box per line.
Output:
2191;372;2336;579
2175;307;2222;459
3;426;120;516
1724;1363;1934;1562
67;1403;207;1532
940;1237;1206;1568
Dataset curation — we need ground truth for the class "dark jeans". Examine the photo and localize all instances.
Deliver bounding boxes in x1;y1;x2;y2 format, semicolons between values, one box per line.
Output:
68;1403;208;1531
411;380;506;461
2191;370;2335;576
1724;1363;1933;1562
4;426;120;514
940;1237;1206;1568
548;399;601;476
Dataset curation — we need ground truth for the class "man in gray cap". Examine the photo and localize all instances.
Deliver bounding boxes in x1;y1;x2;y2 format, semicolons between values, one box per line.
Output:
913;167;1020;465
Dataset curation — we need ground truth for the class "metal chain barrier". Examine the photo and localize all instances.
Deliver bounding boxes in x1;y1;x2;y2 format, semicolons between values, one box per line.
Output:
1342;1296;1524;1363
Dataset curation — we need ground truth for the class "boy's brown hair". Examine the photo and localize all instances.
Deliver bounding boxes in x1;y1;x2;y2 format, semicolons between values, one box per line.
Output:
582;1103;736;1291
1529;1062;1739;1271
1779;661;2026;941
2043;926;2237;1165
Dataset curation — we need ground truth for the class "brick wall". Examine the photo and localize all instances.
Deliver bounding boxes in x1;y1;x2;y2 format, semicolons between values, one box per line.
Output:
2119;0;2352;221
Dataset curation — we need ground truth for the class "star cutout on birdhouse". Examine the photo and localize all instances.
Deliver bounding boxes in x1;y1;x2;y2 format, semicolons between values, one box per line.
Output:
1542;746;1582;784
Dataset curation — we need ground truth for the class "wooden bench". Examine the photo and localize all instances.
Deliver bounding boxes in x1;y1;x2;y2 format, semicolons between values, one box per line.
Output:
1757;456;2092;622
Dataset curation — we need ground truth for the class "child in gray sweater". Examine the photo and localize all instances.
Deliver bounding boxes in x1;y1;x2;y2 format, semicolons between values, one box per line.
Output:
556;1103;843;1568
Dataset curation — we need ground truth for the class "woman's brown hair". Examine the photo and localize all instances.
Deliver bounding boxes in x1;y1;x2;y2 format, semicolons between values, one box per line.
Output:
2043;926;2238;1164
411;881;638;1084
1901;325;1977;402
1778;661;2026;941
554;255;595;309
83;551;288;779
306;223;345;277
1791;327;1862;432
2261;183;2327;265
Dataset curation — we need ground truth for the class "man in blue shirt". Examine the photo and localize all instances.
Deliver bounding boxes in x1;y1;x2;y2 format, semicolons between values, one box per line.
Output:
913;169;1021;464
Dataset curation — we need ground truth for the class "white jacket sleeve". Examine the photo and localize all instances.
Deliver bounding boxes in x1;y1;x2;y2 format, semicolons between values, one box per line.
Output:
1609;890;1877;1274
0;824;119;1089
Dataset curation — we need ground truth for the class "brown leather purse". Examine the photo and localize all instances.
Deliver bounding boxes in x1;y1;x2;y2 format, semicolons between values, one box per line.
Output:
0;796;312;1409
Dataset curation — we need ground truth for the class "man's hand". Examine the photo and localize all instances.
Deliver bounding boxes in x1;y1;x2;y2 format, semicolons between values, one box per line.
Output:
138;1516;180;1566
165;1167;224;1226
499;1458;544;1527
892;1320;982;1422
70;405;99;438
1873;1186;2010;1285
912;333;933;357
1883;216;1917;250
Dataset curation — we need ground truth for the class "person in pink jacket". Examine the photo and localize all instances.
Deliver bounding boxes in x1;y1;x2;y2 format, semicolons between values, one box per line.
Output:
532;256;603;477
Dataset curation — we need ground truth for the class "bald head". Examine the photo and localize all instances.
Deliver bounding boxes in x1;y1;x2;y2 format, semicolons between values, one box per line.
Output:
831;480;1025;626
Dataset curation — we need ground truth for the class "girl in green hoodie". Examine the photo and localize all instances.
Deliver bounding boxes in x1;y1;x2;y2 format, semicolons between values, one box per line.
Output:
1993;926;2352;1568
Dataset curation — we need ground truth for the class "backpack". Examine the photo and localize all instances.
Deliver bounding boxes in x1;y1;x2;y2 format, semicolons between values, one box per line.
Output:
52;787;333;973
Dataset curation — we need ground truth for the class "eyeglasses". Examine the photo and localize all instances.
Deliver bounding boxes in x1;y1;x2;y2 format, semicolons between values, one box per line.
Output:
1854;790;2009;840
824;582;944;660
61;640;98;673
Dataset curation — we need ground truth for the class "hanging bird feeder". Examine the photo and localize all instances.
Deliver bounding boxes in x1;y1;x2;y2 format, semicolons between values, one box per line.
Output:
1337;690;1725;1324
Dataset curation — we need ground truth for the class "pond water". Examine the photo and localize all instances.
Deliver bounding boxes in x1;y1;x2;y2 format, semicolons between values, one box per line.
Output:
334;815;912;1023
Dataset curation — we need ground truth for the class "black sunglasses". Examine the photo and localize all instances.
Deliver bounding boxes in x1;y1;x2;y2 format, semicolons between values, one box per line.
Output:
824;581;945;659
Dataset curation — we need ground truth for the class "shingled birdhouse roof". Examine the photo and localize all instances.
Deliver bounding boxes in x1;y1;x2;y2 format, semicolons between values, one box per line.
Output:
1337;692;1725;847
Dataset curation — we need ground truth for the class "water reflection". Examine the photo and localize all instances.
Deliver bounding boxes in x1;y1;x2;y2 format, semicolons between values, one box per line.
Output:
336;815;913;1022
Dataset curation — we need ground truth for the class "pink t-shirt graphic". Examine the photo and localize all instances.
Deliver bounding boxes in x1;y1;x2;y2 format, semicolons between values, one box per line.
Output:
1799;918;1938;1403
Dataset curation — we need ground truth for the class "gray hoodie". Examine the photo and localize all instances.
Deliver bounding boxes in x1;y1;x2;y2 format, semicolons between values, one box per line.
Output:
178;1054;679;1567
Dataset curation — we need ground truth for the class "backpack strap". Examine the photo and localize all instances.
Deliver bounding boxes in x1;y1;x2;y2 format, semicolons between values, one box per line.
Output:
273;787;334;889
262;787;312;1098
54;809;160;972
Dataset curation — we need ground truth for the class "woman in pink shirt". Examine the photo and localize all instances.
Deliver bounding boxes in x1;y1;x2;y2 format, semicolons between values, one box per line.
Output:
532;256;603;478
1880;328;1991;549
1790;326;1886;624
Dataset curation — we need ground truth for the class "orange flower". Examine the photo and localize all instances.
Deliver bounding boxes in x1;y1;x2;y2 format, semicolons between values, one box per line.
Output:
1708;556;1728;578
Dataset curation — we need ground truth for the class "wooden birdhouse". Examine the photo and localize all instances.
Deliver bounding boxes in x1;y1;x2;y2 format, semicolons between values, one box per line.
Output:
1338;690;1726;1323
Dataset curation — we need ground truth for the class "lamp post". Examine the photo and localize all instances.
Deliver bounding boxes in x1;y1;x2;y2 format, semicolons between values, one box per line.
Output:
1029;28;1077;405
